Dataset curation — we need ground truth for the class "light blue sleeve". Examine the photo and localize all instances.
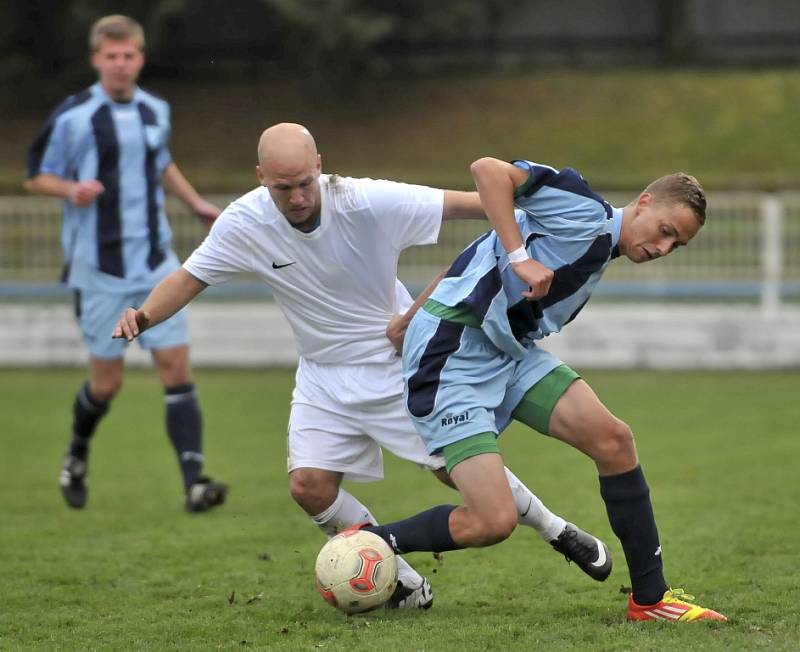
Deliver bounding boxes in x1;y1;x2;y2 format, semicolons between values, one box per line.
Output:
37;115;72;178
511;159;610;234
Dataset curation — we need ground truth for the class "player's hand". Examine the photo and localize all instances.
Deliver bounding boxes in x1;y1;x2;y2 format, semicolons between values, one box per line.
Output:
193;198;222;229
386;313;408;356
112;307;151;341
68;180;104;207
511;258;554;300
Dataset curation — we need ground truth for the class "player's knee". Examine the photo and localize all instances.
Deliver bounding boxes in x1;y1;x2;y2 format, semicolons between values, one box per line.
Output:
593;419;636;466
473;506;517;546
153;347;191;385
289;469;338;514
159;361;190;385
91;378;122;402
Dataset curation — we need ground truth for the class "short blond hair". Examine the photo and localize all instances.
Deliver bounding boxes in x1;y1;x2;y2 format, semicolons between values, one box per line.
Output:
643;172;706;225
89;15;145;52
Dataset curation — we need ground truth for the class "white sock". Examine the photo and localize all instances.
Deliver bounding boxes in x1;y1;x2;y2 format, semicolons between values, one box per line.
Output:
310;487;376;536
310;487;423;588
504;467;566;542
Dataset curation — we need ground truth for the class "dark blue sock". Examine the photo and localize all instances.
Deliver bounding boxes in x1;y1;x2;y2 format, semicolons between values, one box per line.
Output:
599;465;668;605
165;383;203;491
69;382;108;460
363;505;461;553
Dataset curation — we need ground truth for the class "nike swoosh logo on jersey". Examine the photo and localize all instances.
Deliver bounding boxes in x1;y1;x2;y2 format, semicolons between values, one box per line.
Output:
272;261;296;269
591;539;607;567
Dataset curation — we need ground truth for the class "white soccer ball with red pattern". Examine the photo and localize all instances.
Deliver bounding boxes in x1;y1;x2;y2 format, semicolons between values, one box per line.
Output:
315;529;398;614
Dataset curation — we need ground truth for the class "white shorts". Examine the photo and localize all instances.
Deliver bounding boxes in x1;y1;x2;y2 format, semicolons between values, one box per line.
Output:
287;357;445;482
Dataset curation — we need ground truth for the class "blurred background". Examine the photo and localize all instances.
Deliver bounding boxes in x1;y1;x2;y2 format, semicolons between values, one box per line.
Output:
2;0;799;368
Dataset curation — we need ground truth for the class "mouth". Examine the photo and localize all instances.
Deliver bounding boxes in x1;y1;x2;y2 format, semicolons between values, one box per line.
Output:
642;247;656;261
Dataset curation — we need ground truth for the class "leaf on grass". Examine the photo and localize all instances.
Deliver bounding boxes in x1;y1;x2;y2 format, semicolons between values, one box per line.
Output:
433;552;444;564
228;591;236;605
618;585;632;595
246;592;264;604
257;551;272;561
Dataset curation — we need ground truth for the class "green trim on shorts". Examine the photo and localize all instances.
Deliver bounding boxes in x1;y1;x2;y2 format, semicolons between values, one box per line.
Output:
442;432;500;474
423;299;481;328
511;364;580;435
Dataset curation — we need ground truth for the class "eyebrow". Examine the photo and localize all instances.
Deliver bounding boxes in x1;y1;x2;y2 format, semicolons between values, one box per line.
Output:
273;176;313;189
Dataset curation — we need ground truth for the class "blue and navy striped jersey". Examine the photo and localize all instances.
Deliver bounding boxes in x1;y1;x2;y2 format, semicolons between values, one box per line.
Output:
431;160;623;359
27;82;175;291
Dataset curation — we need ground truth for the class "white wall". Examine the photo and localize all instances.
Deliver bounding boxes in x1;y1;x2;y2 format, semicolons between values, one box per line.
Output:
3;301;799;369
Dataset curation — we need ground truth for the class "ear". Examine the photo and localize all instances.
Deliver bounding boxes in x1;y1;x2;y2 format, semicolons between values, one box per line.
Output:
90;51;100;72
316;154;322;172
635;192;654;214
255;165;266;186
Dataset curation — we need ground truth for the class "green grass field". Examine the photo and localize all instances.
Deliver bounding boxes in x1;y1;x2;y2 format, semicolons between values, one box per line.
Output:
1;368;798;650
6;68;800;194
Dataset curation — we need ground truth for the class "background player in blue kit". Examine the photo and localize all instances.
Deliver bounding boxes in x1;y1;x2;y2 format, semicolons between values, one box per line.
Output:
24;15;226;513
359;157;727;622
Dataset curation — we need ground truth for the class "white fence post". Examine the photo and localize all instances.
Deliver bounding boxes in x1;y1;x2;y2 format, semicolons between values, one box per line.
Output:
760;195;783;316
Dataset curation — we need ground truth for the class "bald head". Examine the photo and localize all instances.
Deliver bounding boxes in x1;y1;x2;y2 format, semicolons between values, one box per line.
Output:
258;122;318;170
256;123;322;230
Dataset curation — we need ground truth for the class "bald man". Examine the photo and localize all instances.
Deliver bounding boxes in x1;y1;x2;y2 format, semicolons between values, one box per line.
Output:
113;123;612;609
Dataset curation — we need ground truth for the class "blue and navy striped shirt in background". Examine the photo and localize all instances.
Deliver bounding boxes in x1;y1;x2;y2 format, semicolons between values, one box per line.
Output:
27;82;176;292
430;160;623;359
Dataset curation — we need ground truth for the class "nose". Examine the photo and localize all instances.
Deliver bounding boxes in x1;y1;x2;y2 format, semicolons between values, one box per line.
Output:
655;239;674;257
289;189;304;205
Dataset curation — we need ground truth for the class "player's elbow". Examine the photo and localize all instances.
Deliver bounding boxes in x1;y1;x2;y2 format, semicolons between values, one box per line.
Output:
470;157;499;179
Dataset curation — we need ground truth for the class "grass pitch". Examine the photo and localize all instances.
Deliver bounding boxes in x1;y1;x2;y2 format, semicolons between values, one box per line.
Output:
1;368;798;650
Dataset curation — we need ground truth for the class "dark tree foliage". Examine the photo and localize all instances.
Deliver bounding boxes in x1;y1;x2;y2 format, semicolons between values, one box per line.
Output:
2;0;192;108
259;0;511;95
3;0;513;106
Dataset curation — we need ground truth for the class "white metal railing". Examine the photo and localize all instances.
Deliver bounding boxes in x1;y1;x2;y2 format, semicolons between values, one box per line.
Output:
0;193;797;307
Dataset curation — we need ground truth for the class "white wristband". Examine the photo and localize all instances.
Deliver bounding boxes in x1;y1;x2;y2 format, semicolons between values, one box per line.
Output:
506;245;529;264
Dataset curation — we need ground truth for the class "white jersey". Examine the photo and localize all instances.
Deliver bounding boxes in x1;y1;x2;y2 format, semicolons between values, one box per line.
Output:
184;174;444;364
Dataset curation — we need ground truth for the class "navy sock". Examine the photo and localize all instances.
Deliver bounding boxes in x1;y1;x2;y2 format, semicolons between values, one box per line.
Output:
599;465;668;605
364;505;461;553
69;382;109;460
165;383;203;491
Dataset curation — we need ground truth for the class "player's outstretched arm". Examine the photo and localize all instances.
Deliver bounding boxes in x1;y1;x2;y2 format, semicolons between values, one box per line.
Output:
441;190;486;220
470;157;553;299
162;162;221;228
112;269;207;341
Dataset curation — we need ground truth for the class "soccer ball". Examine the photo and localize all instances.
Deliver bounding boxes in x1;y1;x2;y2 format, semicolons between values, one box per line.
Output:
315;529;398;614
